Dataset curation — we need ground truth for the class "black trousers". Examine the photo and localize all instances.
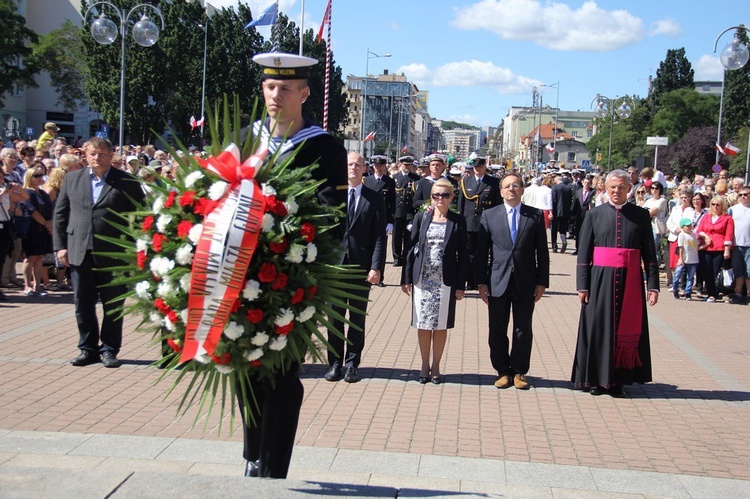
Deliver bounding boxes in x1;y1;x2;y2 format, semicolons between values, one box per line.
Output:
700;250;725;298
392;217;407;264
466;231;478;288
550;218;568;249
0;223;12;278
70;252;126;354
327;275;371;368
236;364;303;479
488;274;535;375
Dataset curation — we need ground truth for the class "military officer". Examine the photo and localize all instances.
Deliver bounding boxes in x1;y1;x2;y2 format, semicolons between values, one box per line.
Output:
392;156;421;267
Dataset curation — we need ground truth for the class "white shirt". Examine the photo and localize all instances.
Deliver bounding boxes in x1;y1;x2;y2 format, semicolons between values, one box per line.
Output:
348;183;363;213
729;202;750;247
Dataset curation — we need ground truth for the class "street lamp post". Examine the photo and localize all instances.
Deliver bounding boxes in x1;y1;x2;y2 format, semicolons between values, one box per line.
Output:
542;81;560;156
360;49;391;155
592;94;634;172
713;27;749;164
85;2;165;149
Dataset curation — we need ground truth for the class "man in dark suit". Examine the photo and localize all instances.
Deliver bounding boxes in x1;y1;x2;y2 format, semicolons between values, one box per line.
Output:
363;155;394;287
53;136;145;368
570;176;594;255
457;156;501;289
551;174;573;253
476;173;549;390
326;151;386;384
412;154;457;211
392;156;420;268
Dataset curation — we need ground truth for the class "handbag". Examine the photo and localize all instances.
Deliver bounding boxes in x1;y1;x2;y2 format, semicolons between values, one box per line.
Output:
12;214;31;239
715;261;735;295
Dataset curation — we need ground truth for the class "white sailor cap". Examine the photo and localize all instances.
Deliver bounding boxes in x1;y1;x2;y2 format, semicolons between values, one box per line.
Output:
252;52;318;80
449;166;462;175
397;155;414;164
371;155;389;165
426;153;447;164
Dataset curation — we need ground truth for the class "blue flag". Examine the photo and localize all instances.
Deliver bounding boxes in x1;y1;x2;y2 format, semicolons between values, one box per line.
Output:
244;2;278;29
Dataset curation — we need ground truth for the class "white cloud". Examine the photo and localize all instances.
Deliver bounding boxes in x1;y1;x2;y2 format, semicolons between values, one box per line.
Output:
396;60;541;95
451;0;644;52
649;18;682;37
694;54;724;81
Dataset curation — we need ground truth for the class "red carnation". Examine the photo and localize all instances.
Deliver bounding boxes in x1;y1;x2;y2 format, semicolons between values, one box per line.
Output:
264;195;277;213
211;352;231;365
258;263;277;283
179;190;197;208
246;308;264;324
250;360;262;367
163;190;178;208
193;197;210;216
272;199;288;217
152;233;168;252
290;288;304;305
167;338;182;353
275;322;294;335
136;250;147;270
177;219;193;238
307;286;318;298
167;310;179;324
300;223;316;243
271;272;288;290
154;298;170;314
268;237;288;254
142;216;154;231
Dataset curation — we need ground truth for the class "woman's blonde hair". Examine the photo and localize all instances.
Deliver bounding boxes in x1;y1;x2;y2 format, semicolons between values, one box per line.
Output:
44;167;68;192
22;164;45;189
431;178;454;195
58;153;80;170
710;195;728;212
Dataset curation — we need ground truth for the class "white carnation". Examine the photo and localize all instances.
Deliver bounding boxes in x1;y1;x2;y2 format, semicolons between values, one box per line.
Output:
269;335;288;351
244;349;263;362
156;280;175;298
297;305;315;323
242;279;262;301
134;281;151;300
164;316;177;332
261;213;274;232
149;256;175;277
179;273;191;292
305;243;317;263
152;195;165;213
149;311;163;326
180;309;188;324
261;183;276;196
208;180;229;200
175;244;194;266
251;332;270;347
285;244;305;264
195;353;211;364
274;308;294;327
223;321;244;340
188;223;203;245
284;196;298;215
184;170;204;188
215;364;234;374
136;237;149;253
156;214;172;233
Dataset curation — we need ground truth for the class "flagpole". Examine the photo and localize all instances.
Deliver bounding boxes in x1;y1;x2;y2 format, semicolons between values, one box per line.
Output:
322;1;332;130
298;0;305;55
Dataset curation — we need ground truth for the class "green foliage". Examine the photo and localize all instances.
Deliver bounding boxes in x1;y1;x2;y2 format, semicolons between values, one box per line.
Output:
722;26;750;139
659;126;717;178
650;48;694;107
441;120;478;130
30;20;88;112
586;97;649;170
651;89;718;142
0;0;39;104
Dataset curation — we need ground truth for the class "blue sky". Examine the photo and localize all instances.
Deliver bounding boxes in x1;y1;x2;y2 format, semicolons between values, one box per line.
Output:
208;0;744;127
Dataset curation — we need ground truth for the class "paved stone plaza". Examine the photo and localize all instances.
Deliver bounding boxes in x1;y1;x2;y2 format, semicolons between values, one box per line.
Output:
1;250;749;497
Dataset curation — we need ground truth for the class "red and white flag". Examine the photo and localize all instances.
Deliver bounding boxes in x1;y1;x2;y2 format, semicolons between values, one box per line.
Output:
190;116;197;129
545;142;555;153
715;143;725;155
364;131;376;142
317;0;331;44
724;142;740;156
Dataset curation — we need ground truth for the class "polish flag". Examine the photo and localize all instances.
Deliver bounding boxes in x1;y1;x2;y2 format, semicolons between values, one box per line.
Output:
715;143;725;155
190;116;197;130
364;131;376;142
317;0;331;44
545;142;555;153
724;142;740;156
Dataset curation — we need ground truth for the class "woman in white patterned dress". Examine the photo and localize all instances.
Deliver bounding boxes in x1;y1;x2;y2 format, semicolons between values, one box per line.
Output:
401;179;467;384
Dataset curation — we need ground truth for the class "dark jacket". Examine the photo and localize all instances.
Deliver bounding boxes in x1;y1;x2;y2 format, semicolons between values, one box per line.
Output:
363;174;396;224
457;174;502;232
343;184;387;273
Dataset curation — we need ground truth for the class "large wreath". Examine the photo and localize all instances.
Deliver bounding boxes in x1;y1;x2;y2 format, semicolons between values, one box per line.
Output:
103;101;360;430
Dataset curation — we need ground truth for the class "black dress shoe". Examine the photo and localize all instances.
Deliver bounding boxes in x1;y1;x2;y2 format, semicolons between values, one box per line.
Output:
609;385;626;398
431;375;442;385
71;351;100;366
418;376;429;384
324;363;342;382
344;366;361;383
572;250;578;255
589;386;606;396
377;282;386;288
244;459;260;477
101;351;122;368
393;260;402;267
552;248;558;253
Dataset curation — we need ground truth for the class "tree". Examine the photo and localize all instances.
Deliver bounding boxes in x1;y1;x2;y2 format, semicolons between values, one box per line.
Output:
30;20;88;112
650;48;694;105
650;89;718;143
0;0;39;105
721;26;750;140
660;126;719;178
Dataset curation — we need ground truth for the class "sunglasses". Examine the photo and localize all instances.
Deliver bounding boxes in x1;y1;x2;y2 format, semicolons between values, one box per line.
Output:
740;193;750;197
32;174;45;178
650;186;659;190
710;203;721;206
637;190;645;194
431;192;451;199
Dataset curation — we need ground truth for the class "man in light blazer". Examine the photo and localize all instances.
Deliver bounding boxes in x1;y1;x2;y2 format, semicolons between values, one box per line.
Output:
325;151;386;383
54;137;145;368
475;173;549;390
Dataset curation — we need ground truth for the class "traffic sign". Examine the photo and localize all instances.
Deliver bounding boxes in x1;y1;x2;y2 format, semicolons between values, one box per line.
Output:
647;136;669;146
101;124;110;134
26;127;34;137
95;131;108;139
712;164;722;173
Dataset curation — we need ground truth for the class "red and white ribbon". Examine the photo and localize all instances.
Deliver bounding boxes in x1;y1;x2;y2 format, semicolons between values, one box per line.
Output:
180;144;267;362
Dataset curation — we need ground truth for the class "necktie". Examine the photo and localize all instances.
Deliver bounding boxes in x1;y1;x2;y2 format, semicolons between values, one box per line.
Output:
510;207;517;243
348;189;356;226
